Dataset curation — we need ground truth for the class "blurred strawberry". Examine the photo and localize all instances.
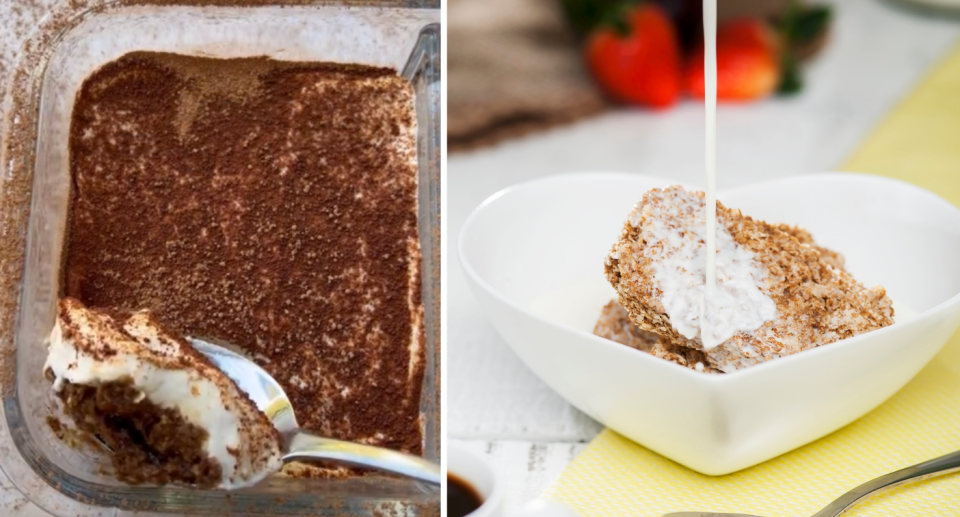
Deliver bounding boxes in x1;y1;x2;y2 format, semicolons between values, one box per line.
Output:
585;2;682;108
685;18;780;102
778;3;832;94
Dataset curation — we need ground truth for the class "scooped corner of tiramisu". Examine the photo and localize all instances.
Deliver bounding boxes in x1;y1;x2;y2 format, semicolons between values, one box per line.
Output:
45;297;282;488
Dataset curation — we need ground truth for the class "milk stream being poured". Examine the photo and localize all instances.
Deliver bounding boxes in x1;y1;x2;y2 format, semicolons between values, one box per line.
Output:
702;0;721;349
696;0;776;350
644;188;777;350
532;0;914;350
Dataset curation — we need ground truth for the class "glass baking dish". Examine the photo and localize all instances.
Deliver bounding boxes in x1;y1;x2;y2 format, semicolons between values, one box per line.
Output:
0;1;439;515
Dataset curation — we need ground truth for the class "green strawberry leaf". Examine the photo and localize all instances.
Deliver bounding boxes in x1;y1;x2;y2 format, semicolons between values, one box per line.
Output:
776;1;832;95
778;50;803;95
560;0;642;37
560;0;625;36
792;5;832;47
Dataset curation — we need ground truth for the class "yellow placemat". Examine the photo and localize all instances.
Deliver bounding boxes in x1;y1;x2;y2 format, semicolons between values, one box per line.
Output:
542;41;960;517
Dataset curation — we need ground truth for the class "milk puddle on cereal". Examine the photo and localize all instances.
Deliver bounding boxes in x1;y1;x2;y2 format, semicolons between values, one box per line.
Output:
528;278;917;336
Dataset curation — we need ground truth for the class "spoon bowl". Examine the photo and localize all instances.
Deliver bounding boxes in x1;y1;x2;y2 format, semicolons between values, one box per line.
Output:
190;337;441;485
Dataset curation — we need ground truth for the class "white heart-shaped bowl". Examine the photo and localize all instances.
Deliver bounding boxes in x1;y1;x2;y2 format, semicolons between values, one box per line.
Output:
458;172;960;476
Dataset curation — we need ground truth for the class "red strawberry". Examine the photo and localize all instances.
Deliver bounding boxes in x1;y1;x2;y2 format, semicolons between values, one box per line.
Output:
585;3;682;108
686;18;780;102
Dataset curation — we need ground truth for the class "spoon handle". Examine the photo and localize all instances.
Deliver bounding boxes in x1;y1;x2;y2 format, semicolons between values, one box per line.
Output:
284;431;441;485
812;449;960;517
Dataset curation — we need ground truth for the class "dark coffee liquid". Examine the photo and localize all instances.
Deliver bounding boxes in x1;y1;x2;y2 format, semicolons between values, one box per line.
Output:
447;473;483;517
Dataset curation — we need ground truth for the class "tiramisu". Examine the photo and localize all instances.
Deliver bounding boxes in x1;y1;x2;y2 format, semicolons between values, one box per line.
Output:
603;186;894;373
56;52;425;478
45;298;282;488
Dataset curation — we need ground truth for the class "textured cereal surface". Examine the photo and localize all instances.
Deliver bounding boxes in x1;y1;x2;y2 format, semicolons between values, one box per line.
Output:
592;301;659;353
593;300;720;373
604;186;894;373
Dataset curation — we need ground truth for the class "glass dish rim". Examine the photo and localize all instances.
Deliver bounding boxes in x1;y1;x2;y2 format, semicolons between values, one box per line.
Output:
0;1;440;515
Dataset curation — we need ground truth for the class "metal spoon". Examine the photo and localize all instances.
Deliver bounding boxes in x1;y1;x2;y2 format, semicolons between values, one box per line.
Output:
665;449;960;517
189;337;441;485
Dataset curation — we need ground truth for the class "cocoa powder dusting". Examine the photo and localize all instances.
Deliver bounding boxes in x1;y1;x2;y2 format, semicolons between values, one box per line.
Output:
64;52;424;458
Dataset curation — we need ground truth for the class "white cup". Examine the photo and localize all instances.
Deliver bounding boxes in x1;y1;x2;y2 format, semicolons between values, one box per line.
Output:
446;444;579;517
447;443;504;517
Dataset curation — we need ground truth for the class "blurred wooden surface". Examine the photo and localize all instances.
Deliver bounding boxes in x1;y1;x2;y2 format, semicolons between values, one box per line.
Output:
448;0;608;151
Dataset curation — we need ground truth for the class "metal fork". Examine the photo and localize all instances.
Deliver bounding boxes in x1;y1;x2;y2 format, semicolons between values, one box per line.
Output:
665;449;960;517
